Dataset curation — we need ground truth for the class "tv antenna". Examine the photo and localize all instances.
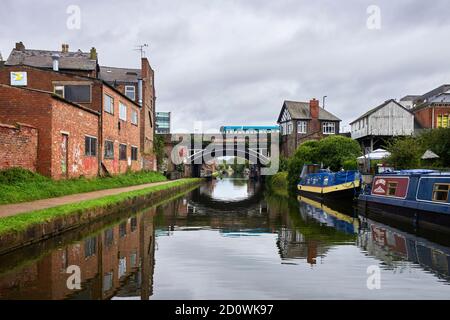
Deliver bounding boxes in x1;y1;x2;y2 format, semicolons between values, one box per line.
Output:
135;44;149;58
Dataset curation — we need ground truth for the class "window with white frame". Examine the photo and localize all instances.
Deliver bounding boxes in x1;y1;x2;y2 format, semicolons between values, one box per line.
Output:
323;122;336;134
119;102;127;121
287;122;293;135
104;94;114;114
298;121;307;134
131;109;138;125
125;86;136;101
54;85;64;98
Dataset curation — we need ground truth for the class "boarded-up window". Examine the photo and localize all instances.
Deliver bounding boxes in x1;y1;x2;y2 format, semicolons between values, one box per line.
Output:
104;140;114;159
119;144;127;160
85;136;97;156
64;85;91;103
131;146;138;161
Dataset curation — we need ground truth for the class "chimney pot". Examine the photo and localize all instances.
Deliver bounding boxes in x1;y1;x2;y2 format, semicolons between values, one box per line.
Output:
15;42;25;51
90;47;97;60
61;44;69;53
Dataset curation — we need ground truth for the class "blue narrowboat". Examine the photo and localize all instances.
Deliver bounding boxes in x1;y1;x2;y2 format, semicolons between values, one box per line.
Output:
297;164;361;200
358;169;450;231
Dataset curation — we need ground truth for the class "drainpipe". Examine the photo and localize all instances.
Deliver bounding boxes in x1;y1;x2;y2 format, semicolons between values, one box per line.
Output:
432;106;435;129
98;86;103;176
138;79;143;106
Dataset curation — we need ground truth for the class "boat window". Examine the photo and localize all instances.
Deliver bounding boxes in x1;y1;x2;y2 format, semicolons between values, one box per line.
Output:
387;182;398;196
432;184;450;202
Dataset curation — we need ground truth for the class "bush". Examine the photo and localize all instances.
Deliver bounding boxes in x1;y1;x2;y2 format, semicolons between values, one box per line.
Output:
342;159;358;170
419;128;450;167
386;136;423;170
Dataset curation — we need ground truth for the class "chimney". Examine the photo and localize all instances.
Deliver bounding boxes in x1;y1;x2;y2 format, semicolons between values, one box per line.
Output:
90;47;97;60
15;42;25;51
310;98;320;119
61;44;69;53
52;53;60;71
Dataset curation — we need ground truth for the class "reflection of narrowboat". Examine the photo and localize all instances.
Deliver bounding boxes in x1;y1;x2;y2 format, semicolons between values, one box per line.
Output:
297;164;361;200
299;196;360;235
358;170;450;231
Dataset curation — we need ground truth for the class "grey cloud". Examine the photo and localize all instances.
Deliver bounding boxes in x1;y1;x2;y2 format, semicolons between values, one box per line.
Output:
1;0;450;132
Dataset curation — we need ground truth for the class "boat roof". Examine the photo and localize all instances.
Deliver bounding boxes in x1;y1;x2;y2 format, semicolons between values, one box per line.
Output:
380;169;450;176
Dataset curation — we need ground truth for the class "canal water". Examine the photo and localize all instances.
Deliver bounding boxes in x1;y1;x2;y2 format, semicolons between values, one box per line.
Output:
0;178;449;300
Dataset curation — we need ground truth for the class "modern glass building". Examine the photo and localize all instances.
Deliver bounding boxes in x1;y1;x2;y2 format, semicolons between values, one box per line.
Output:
156;111;171;134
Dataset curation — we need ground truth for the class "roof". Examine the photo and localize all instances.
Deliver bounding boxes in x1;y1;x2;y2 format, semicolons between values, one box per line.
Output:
350;99;413;125
279;100;341;122
0;84;100;116
5;48;97;71
99;66;141;83
2;64;141;108
400;95;420;101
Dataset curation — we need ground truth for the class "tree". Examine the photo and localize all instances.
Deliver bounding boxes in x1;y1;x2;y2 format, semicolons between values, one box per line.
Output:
316;135;362;171
287;140;320;193
419;128;450;168
386;136;423;170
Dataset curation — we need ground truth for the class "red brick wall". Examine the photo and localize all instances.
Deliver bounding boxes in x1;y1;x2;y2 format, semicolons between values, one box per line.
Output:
0;123;38;172
414;105;450;128
51;100;99;179
0;85;99;179
141;58;155;156
101;86;141;175
0;85;53;176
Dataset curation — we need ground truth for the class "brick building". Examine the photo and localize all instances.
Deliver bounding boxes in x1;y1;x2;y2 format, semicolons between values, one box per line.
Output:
0;59;142;177
99;59;156;170
0;122;38;172
409;84;450;129
0;84;99;179
277;99;341;158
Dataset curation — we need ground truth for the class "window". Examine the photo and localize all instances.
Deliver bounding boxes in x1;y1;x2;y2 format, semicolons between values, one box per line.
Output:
298;121;307;134
125;86;136;101
104;140;114;159
54;85;64;97
131;109;138;125
432;184;449;202
437;115;443;128
119;222;127;238
443;114;449;128
84;237;97;258
387;182;398;196
85;136;97;157
131;146;138;161
104;94;114;114
130;217;137;232
323;122;336;134
119;102;127;121
64;85;91;103
119;144;127;160
104;228;114;247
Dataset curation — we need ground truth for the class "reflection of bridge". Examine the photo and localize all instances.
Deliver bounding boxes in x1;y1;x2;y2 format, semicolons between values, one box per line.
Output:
159;133;278;178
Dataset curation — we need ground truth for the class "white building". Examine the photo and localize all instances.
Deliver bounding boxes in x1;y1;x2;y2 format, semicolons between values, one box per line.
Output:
350;99;415;151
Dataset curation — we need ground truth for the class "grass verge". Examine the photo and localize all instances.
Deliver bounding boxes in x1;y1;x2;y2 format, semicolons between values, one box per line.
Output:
0;168;168;205
0;178;201;236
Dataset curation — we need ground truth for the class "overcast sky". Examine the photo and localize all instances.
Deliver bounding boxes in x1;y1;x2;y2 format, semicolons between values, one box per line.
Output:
1;0;450;132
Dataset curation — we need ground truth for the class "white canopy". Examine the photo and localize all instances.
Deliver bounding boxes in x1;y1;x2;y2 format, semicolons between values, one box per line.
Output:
357;148;391;161
421;150;439;160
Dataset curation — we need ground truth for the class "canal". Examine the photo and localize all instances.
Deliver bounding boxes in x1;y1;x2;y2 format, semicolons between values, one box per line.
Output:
0;178;449;299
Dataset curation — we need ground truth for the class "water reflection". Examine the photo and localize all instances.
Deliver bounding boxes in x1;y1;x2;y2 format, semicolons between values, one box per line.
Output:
0;178;449;300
